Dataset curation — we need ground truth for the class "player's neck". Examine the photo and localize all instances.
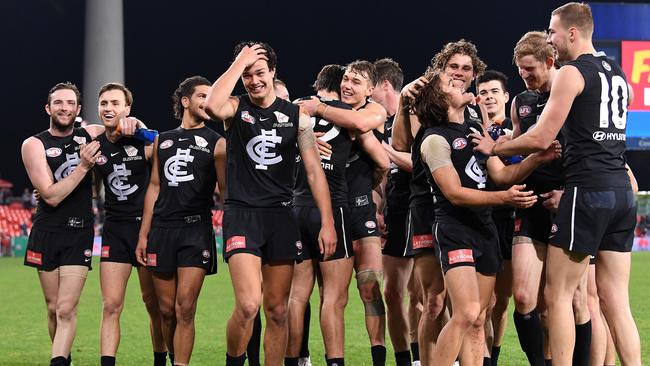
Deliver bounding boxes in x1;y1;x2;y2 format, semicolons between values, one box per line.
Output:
181;116;205;130
571;41;597;61
249;92;276;109
105;126;121;143
448;108;465;124
383;92;400;117
48;123;74;137
490;111;506;123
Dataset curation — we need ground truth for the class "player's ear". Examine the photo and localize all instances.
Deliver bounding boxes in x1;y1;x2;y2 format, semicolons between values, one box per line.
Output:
45;104;51;116
181;96;190;108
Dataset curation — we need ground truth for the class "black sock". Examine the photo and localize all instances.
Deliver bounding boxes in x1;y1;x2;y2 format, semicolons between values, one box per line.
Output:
326;358;345;366
371;345;386;366
572;320;592;366
544;359;552;366
410;342;420;362
100;356;116;366
300;302;311;358
67;353;72;366
484;357;492;366
168;352;174;366
284;357;299;366
491;346;501;366
50;357;67;366
247;309;262;366
513;310;546;366
394;350;411;366
225;353;247;366
154;351;167;366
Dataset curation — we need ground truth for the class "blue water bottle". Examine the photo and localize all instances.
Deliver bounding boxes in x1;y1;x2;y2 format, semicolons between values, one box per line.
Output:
133;128;159;145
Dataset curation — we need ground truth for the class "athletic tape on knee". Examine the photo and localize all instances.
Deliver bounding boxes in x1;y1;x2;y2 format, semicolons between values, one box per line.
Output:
356;269;384;287
356;270;385;316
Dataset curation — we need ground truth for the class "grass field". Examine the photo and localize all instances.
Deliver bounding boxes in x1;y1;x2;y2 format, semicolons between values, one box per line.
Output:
1;253;648;365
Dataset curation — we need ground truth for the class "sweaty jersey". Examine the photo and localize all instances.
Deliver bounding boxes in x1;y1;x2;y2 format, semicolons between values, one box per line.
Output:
515;91;564;193
94;135;149;220
154;126;221;219
384;115;411;212
422;119;492;227
31;127;93;231
226;96;299;208
293;97;353;207
346;100;383;206
563;53;630;189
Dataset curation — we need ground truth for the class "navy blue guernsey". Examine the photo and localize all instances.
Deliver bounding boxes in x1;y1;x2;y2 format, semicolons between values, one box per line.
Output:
32;127;94;231
226;96;300;208
422;119;492;227
563;53;630;189
385;115;411;212
94;135;149;220
346;100;384;206
293;97;353;207
515;91;565;193
154;126;221;219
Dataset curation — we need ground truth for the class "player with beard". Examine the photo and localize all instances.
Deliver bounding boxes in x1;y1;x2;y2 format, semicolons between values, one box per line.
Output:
298;59;389;366
473;4;641;365
392;40;485;365
370;58;421;366
135;76;225;366
94;83;167;366
21;82;138;366
204;42;336;366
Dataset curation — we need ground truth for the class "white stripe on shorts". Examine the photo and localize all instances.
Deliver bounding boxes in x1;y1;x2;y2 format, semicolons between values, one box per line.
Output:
340;207;349;258
569;187;578;251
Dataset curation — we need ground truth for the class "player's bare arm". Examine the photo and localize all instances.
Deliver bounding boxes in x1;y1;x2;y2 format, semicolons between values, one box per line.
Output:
136;136;160;266
297;97;386;134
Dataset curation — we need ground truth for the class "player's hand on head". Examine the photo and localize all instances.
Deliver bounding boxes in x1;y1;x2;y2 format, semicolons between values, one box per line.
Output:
235;44;268;68
295;97;320;117
504;184;537;208
401;76;429;100
79;140;101;170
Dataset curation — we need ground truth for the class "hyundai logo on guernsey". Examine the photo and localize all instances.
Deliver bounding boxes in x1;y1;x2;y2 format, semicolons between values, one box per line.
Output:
592;131;626;141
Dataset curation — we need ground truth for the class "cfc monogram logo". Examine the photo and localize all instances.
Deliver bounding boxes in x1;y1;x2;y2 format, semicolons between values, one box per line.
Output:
108;163;138;201
465;156;487;189
246;129;283;170
54;153;80;181
164;148;195;186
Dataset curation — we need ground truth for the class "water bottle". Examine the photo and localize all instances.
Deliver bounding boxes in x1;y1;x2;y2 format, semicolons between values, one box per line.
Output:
487;124;503;141
133;128;159;145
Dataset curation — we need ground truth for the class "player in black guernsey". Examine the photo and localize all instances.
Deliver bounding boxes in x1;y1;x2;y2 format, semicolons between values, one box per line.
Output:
370;58;420;366
416;71;561;366
391;41;485;365
474;4;641;365
204;42;336;366
135;76;225;366
94;83;167;366
21;82;139;366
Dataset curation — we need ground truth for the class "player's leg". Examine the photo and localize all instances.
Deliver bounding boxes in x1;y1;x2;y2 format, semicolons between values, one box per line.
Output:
38;269;60;342
99;262;132;359
261;261;295;366
172;267;206;365
136;266;168;363
319;256;354;362
383;255;414;365
51;265;89;359
459;273;496;366
286;259;316;359
413;253;445;365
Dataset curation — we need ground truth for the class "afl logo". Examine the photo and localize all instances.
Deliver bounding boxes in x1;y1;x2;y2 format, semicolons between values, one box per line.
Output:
551;224;558;234
452;138;467;150
519;105;532;117
45;147;62;158
202;250;210;259
160;139;174;149
96;155;108;165
295;241;303;250
84;249;92;258
593;131;606;141
601;60;611;71
365;221;377;229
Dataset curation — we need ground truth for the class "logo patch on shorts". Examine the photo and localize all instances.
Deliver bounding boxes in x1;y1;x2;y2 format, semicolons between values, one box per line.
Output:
26;250;42;265
551;224;558;234
448;249;474;264
202;250;210;259
412;234;434;249
226;236;246;252
159;139;173;149
147;253;157;266
101;246;110;258
46;147;62;158
295;241;303;250
452;138;467;150
84;249;92;258
514;218;522;232
365;221;377;229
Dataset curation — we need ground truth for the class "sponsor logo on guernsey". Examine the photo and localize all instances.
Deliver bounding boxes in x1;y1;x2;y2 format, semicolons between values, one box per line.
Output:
452;138;467;150
147;253;157;267
519;105;532;117
160;139;174;149
108;163;138;201
96;155;108;165
246;129;283;170
26;250;43;265
412;234;434;249
448;249;474;264
468;107;479;119
593;131;626;142
194;135;208;148
241;111;255;124
123;145;138;157
226;236;246;252
45;147;62;158
101;246;110;258
164;149;195;186
73;136;87;145
273;111;293;127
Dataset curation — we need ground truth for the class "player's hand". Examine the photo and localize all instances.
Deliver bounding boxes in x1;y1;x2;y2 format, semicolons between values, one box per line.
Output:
540;189;564;213
502;184;537;208
33;189;41;202
314;132;332;159
470;129;496;156
295;97;320;117
401;76;429;100
318;222;338;260
376;211;387;235
532;140;562;164
115;116;140;136
79;141;101;170
474;95;491;129
135;238;148;266
234;44;268;69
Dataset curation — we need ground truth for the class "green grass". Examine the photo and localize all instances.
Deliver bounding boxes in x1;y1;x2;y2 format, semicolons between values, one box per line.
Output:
1;253;649;365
